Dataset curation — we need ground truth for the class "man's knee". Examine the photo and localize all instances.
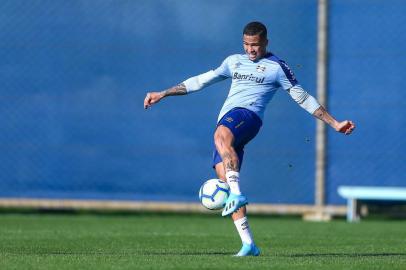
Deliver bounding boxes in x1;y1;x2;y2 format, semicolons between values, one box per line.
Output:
214;125;233;152
214;134;225;153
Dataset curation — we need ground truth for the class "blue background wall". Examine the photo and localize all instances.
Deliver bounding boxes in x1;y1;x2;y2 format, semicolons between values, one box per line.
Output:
1;0;404;205
327;0;406;204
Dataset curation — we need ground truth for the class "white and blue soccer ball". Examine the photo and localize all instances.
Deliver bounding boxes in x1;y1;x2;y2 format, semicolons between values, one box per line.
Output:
199;179;230;210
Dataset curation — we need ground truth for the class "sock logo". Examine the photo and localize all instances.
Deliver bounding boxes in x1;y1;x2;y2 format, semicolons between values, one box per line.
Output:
228;175;239;182
241;221;249;230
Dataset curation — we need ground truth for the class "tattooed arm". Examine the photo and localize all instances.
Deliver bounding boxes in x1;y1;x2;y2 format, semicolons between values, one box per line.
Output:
144;83;187;109
144;68;228;109
313;106;355;135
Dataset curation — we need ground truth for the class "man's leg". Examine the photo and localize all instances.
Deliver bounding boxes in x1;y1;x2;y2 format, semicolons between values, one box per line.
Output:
214;125;260;256
214;162;246;220
214;125;242;195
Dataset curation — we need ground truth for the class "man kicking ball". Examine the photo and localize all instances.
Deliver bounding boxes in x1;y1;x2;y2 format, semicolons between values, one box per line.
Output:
144;21;355;256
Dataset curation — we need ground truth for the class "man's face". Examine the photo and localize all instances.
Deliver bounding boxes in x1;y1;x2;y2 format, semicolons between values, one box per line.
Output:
243;34;268;61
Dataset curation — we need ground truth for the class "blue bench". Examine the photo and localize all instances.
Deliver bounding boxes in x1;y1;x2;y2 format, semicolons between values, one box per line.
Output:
338;186;406;222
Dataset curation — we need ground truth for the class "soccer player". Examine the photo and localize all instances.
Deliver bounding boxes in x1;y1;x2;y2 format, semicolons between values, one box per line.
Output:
143;21;355;256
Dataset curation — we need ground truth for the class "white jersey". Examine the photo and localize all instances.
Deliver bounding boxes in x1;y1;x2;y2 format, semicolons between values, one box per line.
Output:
183;53;320;122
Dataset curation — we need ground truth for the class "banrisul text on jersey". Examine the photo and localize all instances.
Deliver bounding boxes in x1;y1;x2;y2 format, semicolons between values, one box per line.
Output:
233;72;265;84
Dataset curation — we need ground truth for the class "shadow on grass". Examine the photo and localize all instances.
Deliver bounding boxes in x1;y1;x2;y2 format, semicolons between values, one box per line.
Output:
284;252;406;258
142;251;234;256
7;250;406;257
3;250;234;256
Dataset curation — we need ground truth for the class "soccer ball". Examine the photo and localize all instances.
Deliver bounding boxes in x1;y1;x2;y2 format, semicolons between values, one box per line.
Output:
199;179;230;210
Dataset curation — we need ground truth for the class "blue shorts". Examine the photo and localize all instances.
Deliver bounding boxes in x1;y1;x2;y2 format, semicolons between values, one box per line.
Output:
213;107;262;169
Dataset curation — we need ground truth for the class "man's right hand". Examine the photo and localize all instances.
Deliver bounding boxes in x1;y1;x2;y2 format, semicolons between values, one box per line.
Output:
144;92;164;109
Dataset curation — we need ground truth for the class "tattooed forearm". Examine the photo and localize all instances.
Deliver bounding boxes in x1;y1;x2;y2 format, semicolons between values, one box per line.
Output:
160;83;187;97
313;106;338;129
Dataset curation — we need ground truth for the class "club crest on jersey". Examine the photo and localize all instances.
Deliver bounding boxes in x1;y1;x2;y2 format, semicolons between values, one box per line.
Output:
256;64;266;73
234;62;242;69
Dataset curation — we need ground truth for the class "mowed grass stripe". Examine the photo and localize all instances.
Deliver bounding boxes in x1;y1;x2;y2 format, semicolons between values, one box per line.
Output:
0;214;405;269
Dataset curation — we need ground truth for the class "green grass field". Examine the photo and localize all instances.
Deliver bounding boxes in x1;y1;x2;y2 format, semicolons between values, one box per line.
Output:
0;213;405;269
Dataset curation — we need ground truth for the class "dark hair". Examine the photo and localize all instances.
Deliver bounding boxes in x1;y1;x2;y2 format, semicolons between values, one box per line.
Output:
243;21;267;39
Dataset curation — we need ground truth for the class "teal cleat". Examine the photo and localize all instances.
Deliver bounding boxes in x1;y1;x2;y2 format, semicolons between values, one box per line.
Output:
234;242;260;257
222;193;248;217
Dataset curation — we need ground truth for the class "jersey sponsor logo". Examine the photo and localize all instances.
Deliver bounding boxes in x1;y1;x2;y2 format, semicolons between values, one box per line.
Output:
233;72;265;84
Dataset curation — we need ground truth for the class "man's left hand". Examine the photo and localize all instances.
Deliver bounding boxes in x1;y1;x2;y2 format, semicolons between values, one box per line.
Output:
336;120;355;135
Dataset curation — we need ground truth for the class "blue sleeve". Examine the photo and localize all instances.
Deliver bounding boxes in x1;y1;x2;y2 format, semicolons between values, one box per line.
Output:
276;60;299;90
213;56;232;78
